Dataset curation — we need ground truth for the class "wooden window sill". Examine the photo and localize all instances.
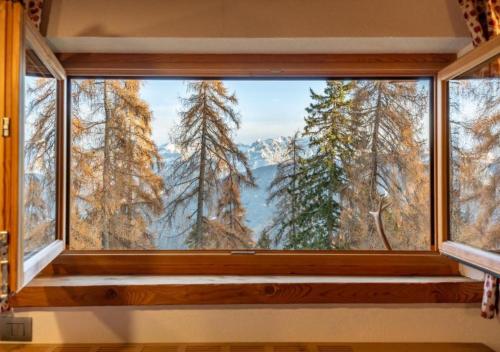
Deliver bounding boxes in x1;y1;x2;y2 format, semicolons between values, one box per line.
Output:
41;251;461;276
11;275;483;307
0;343;493;352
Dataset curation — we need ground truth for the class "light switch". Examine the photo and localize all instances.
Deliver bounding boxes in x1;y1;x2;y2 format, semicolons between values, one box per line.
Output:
0;316;32;341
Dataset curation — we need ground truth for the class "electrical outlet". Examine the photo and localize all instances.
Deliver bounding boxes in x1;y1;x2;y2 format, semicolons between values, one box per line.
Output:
0;316;32;341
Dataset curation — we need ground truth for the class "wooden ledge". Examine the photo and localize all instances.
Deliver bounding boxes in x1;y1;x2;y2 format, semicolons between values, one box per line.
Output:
11;275;483;307
57;53;455;77
41;252;461;276
0;343;493;352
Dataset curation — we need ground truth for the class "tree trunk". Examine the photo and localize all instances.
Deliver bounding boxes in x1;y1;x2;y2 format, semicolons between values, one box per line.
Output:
370;83;383;204
195;92;208;248
369;83;383;247
327;170;335;248
101;81;111;249
291;142;297;237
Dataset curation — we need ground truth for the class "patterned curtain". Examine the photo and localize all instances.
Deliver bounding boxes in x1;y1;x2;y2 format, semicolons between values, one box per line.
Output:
481;275;499;319
458;0;499;46
21;0;44;29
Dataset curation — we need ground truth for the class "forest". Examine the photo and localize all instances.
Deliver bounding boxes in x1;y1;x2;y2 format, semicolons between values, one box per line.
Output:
449;64;500;251
21;75;499;252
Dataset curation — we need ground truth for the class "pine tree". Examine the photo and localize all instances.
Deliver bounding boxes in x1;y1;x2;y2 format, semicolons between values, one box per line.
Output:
164;80;254;249
292;81;356;249
263;132;305;248
256;229;272;249
70;80;164;249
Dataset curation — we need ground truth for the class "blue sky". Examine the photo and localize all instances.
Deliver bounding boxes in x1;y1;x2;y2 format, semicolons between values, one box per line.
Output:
137;78;433;146
140;79;327;145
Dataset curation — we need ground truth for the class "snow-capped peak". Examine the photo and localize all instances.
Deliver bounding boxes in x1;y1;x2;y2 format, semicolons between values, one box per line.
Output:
159;136;301;170
238;137;292;169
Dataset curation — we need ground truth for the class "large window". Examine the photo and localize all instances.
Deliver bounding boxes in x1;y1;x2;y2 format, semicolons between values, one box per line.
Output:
67;78;432;251
1;3;471;306
449;55;499;251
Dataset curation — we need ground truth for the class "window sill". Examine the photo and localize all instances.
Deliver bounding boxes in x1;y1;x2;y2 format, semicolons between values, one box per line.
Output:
0;343;492;352
42;251;461;276
11;275;483;307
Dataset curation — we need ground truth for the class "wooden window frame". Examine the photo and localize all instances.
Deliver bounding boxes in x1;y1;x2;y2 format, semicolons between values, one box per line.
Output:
7;35;490;307
437;35;500;277
9;41;488;306
8;12;67;292
33;52;460;278
1;2;67;294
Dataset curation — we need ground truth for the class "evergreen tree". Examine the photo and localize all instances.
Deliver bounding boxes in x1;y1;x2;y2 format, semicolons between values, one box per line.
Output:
164;81;254;249
263;132;305;248
256;229;272;249
70;80;164;249
293;81;356;249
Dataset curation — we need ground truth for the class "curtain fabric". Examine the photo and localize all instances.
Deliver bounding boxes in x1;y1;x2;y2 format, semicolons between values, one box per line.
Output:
458;0;500;45
481;275;499;319
21;0;44;28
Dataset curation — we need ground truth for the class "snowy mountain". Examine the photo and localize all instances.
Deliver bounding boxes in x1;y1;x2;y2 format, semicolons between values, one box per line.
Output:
154;137;299;247
237;137;291;169
157;136;298;170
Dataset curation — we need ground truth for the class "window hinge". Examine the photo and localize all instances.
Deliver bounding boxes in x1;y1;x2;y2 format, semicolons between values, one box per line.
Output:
0;231;9;303
2;117;10;137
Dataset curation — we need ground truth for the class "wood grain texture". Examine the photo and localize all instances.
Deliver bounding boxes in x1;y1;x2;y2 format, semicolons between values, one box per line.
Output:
40;252;460;277
435;79;449;248
27;275;479;286
55;79;67;243
0;1;7;236
24;13;65;80
0;343;493;352
4;0;23;293
441;241;500;276
11;275;483;306
438;35;500;81
57;53;455;77
15;8;66;290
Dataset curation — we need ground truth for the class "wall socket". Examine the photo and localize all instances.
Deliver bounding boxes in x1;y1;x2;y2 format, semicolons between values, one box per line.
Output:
0;316;32;341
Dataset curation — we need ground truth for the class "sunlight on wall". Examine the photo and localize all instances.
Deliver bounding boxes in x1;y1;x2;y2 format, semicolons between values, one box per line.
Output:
15;305;500;349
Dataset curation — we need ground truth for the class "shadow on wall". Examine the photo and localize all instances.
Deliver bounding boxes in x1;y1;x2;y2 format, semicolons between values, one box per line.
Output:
13;304;500;349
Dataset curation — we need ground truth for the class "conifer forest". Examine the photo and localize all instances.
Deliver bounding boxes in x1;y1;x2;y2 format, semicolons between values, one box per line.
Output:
22;77;499;253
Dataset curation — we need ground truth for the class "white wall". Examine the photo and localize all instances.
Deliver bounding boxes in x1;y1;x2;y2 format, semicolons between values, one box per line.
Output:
44;0;471;53
15;304;500;350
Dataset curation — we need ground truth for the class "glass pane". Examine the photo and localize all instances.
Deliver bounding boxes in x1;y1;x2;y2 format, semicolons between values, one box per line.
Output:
69;78;432;250
22;46;58;257
449;54;500;251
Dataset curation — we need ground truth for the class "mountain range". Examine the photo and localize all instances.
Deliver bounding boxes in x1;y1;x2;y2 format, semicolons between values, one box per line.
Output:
157;136;298;171
155;137;298;248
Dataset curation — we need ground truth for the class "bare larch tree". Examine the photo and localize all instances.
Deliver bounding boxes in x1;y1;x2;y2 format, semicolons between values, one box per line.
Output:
164;80;254;249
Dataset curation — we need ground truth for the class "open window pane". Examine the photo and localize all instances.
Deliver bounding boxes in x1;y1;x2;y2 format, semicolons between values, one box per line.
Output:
22;45;58;258
449;54;500;251
69;78;432;250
